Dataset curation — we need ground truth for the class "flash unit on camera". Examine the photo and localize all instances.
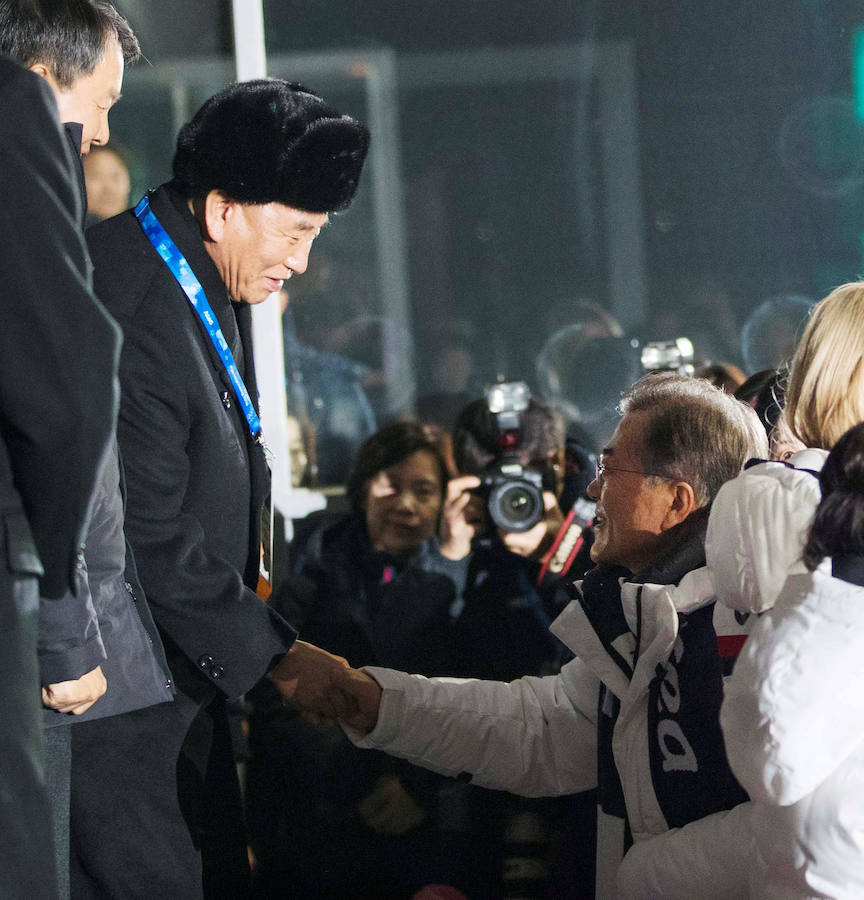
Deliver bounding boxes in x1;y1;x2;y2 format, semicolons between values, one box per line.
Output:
487;381;530;415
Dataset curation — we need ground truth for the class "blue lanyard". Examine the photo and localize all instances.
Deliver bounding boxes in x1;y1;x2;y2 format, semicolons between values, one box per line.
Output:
134;194;262;440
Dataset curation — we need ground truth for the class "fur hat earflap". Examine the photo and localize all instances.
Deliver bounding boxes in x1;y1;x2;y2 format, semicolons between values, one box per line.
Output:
172;79;370;213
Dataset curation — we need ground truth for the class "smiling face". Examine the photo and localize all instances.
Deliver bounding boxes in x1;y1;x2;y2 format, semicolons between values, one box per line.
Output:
198;191;328;304
586;411;687;573
364;449;444;558
32;37;124;155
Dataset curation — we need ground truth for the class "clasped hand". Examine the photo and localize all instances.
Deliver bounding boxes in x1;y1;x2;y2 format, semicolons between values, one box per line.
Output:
267;640;382;732
42;664;107;715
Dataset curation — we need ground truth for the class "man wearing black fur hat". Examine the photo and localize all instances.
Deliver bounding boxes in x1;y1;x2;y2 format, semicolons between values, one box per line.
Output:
71;80;369;899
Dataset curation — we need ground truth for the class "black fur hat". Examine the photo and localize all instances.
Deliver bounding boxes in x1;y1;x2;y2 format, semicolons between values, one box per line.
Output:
172;79;370;213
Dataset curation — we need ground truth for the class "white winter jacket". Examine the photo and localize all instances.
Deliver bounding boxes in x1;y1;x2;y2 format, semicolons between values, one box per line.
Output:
345;564;740;899
613;449;830;899
722;562;864;899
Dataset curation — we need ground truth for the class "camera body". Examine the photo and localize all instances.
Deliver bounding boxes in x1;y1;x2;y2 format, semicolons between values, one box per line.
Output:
476;381;548;533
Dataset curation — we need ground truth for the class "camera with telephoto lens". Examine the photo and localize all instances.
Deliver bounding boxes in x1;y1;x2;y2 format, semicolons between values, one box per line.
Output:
476;381;553;533
640;337;695;376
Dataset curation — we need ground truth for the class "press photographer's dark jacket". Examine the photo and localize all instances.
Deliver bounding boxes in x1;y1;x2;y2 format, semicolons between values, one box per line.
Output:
425;536;566;681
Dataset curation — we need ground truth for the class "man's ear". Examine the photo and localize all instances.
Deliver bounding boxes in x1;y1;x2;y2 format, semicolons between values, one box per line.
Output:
28;62;52;82
661;481;697;531
27;62;63;100
200;190;234;242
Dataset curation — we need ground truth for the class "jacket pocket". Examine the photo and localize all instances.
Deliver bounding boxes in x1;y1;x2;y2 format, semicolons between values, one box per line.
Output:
3;508;44;576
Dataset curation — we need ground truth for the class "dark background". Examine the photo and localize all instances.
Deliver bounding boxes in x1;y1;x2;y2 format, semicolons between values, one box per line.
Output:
113;0;864;402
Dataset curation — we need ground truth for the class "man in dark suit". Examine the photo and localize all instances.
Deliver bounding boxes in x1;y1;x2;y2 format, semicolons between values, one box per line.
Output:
0;6;178;898
0;55;121;900
74;80;369;898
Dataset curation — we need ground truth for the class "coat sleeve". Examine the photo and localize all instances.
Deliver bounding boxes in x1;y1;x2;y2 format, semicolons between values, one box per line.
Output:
615;802;752;899
343;655;600;797
721;570;864;806
0;64;120;599
37;565;105;684
110;294;295;698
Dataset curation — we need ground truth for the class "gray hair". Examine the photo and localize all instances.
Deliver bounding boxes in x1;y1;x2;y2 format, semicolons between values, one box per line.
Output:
619;372;768;507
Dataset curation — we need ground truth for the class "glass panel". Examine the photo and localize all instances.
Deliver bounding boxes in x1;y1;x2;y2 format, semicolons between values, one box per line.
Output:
110;1;864;464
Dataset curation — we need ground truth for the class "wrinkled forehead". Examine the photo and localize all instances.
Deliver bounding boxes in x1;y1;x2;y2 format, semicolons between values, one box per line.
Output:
236;200;329;231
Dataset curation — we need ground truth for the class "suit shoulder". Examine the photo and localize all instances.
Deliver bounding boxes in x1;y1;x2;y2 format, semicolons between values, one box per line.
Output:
87;211;162;322
0;62;62;147
0;58;46;103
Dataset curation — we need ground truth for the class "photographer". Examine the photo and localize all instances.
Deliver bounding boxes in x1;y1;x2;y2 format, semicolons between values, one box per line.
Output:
423;386;598;899
428;386;596;674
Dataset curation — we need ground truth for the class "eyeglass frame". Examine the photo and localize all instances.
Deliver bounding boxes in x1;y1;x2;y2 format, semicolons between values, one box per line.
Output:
593;455;676;482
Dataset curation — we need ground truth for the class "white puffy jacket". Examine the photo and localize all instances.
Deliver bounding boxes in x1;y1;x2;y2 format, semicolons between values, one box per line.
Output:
345;566;738;899
722;563;864;898
614;449;829;899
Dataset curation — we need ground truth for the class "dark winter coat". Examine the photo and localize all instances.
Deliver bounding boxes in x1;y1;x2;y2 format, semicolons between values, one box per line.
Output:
0;59;121;900
87;183;296;699
246;511;459;897
69;183;296;897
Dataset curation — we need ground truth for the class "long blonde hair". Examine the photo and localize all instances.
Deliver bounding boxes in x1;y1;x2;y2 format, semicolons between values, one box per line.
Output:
783;281;864;449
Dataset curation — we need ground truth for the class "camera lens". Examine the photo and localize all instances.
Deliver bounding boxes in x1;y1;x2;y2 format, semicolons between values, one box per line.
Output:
489;480;542;533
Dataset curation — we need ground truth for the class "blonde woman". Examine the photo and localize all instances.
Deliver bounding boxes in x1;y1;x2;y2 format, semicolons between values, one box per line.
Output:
709;280;864;620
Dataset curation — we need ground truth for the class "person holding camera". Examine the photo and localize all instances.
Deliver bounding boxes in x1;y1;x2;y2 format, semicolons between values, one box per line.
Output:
430;385;596;682
422;386;599;897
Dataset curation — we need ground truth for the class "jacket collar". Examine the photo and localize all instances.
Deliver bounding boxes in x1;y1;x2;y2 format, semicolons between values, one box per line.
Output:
552;509;711;698
145;183;261;418
148;183;230;320
788;447;829;474
63;122;87;228
631;506;709;587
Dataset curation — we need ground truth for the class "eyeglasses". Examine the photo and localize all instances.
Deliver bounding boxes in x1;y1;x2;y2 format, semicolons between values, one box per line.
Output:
594;455;674;481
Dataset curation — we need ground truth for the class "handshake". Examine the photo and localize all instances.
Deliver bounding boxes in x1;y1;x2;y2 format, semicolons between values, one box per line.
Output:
267;640;383;733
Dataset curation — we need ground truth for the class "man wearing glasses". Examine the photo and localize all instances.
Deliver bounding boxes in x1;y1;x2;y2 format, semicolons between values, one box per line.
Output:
329;372;767;899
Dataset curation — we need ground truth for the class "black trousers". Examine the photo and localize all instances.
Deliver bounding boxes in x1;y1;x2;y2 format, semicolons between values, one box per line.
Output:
70;689;249;900
45;725;72;899
0;566;56;900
